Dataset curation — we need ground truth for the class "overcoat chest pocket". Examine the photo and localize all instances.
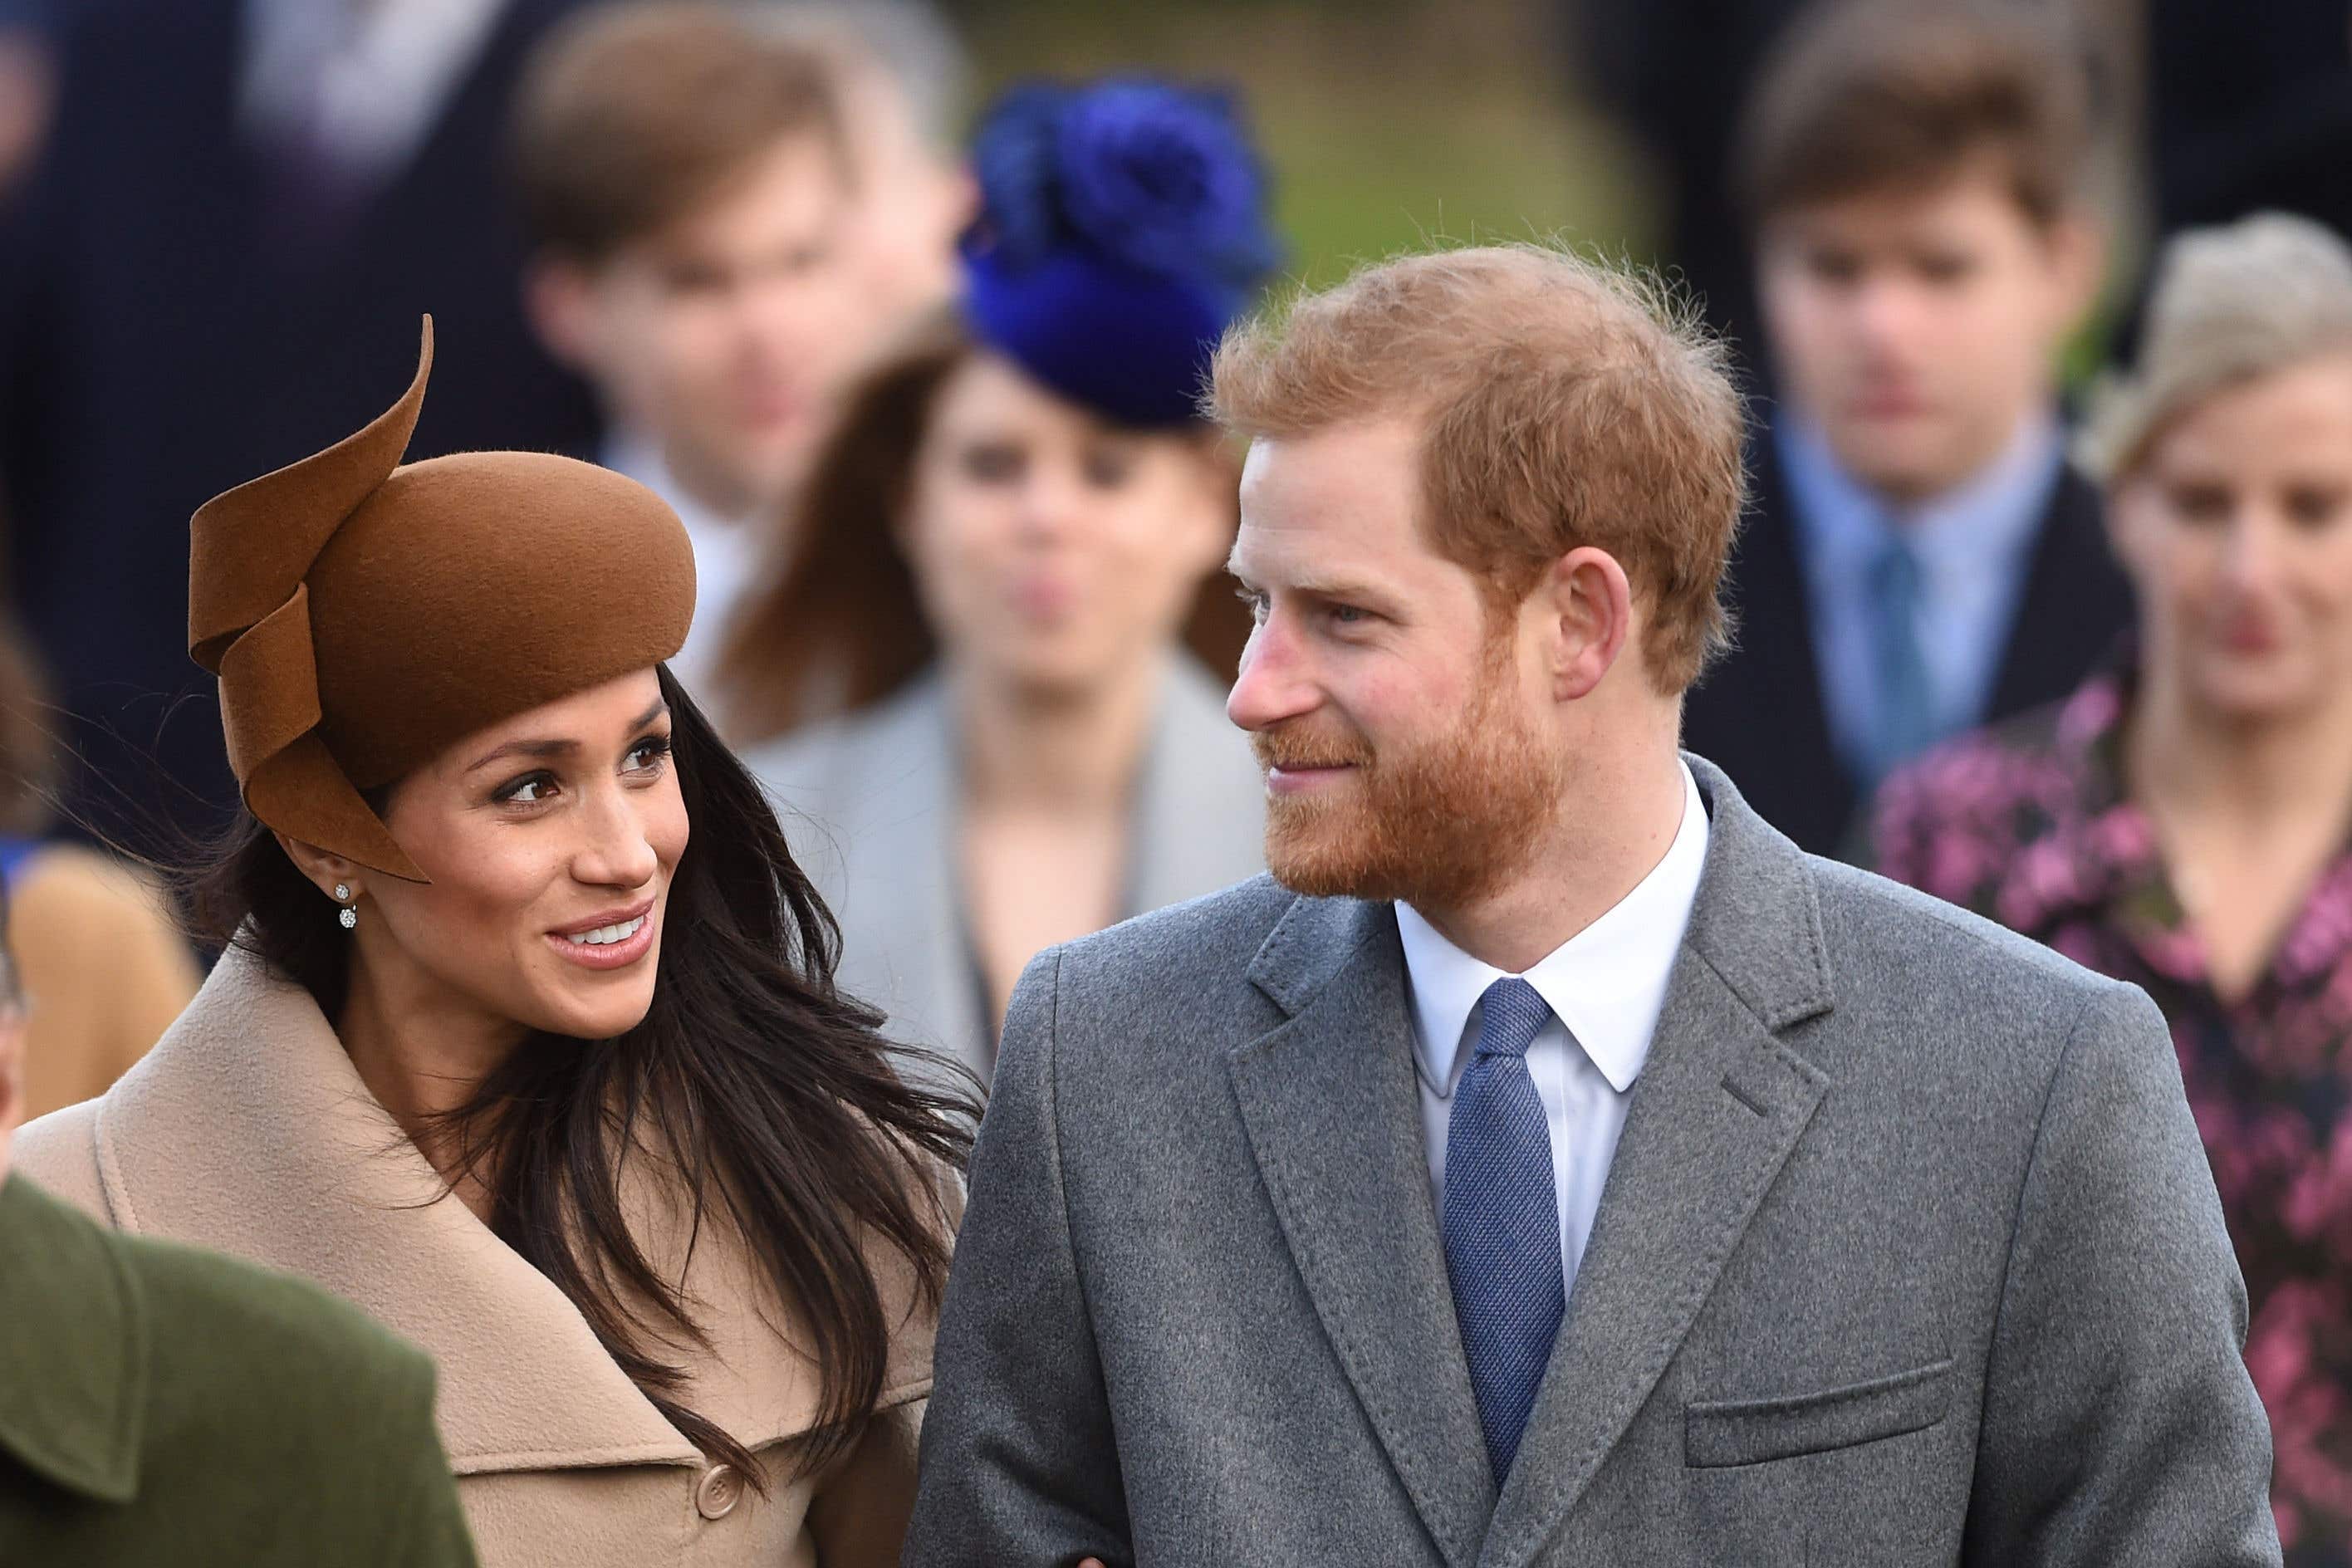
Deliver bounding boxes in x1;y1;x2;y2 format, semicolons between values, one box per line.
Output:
1684;1357;1953;1468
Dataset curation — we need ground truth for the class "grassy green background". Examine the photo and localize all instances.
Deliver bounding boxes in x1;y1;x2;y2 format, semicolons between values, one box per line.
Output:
943;0;1659;291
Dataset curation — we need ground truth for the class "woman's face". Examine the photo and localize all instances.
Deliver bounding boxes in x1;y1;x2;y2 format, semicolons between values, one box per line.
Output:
345;669;688;1045
2111;354;2352;722
897;350;1234;695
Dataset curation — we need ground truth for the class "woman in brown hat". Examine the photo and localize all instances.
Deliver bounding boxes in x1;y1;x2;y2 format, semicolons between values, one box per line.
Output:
12;321;972;1568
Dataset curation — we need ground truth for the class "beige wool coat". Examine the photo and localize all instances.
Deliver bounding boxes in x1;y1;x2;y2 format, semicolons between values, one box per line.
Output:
13;944;941;1568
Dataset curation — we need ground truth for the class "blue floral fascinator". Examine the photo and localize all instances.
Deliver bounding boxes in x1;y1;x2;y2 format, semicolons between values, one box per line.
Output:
962;76;1283;428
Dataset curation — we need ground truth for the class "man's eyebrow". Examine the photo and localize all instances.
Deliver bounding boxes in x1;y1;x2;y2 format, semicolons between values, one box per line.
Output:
464;698;670;774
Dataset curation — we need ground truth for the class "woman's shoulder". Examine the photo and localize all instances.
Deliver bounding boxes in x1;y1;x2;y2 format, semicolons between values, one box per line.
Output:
742;675;949;805
12;1097;107;1218
1859;685;2111;910
10;842;179;933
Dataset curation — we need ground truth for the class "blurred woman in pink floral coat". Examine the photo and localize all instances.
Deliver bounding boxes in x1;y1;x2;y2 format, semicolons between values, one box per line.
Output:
1861;212;2352;1565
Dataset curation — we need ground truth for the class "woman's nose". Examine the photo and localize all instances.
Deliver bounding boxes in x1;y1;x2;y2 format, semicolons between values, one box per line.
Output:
574;786;661;889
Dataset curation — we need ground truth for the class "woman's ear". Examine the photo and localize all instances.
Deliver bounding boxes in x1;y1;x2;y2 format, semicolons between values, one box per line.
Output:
273;831;366;906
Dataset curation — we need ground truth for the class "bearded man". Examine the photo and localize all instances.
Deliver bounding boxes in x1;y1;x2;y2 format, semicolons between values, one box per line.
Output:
903;246;2279;1567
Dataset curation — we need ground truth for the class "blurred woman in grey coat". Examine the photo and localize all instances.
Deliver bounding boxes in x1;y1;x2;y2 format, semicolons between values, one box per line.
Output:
722;77;1281;1082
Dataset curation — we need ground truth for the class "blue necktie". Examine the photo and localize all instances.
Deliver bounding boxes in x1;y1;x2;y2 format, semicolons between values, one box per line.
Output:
1442;977;1565;1482
1863;535;1938;785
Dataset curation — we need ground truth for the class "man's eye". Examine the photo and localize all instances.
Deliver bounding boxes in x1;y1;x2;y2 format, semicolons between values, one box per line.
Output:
1330;605;1368;625
1237;588;1269;623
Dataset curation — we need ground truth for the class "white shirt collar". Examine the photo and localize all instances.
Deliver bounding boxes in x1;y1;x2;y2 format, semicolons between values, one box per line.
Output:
1396;762;1710;1100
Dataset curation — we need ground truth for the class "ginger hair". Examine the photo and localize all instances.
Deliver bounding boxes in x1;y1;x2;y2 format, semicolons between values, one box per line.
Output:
1208;244;1746;692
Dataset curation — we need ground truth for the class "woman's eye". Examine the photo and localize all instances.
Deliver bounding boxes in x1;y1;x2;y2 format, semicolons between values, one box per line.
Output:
2168;483;2232;526
625;736;673;774
498;773;556;806
1082;448;1139;488
960;443;1022;483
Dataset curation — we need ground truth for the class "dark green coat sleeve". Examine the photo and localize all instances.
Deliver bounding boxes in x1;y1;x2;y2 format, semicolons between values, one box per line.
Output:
375;1355;479;1568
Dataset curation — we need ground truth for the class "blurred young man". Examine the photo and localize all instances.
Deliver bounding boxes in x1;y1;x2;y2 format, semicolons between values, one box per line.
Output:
0;905;477;1566
1679;0;2134;855
515;1;967;695
904;246;2276;1566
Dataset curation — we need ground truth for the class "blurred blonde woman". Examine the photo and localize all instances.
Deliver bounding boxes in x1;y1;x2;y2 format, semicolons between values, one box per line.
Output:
0;616;197;1117
723;78;1278;1084
1863;213;2352;1563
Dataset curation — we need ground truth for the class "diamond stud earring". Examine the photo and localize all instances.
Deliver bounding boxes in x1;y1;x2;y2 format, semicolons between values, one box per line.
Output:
334;883;357;930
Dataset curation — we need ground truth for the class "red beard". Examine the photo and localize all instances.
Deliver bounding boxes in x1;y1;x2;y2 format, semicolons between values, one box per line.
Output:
1251;662;1566;909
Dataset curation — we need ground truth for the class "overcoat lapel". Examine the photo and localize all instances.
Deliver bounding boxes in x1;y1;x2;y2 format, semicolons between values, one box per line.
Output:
80;944;850;1477
1478;762;1837;1568
1228;897;1495;1568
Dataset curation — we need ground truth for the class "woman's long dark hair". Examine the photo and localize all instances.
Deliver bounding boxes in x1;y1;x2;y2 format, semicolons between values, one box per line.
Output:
186;667;978;1482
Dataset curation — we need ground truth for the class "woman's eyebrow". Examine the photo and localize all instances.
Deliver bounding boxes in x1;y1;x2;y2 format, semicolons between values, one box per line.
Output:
464;699;670;774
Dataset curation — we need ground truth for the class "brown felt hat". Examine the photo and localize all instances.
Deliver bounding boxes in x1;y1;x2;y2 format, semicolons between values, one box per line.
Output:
189;317;696;882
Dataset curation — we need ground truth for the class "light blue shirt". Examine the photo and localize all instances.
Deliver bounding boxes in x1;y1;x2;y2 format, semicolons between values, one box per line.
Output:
1775;411;2064;783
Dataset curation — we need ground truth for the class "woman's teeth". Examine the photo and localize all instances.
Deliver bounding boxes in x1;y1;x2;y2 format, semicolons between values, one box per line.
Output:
565;915;646;947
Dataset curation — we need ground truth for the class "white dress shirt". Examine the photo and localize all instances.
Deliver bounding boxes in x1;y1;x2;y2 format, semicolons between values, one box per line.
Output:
1397;762;1710;1292
604;429;767;703
242;0;507;182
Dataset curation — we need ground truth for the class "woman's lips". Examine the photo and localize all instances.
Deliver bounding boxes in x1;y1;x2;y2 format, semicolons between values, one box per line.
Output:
2219;614;2284;654
1009;573;1079;623
546;900;658;973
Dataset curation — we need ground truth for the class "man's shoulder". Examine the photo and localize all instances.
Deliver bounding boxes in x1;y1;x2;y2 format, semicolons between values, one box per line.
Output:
1056;873;1299;984
1016;875;1301;1056
1805;851;2126;1017
120;1228;439;1434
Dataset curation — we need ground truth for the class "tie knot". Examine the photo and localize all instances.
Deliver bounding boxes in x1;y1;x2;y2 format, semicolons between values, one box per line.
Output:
1472;978;1550;1060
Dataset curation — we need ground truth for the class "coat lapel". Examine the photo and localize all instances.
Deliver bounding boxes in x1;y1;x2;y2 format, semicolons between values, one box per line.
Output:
1227;896;1495;1568
82;945;834;1476
1478;762;1837;1568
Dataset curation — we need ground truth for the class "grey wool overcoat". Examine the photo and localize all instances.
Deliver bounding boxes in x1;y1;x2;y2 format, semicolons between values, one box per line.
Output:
904;757;2281;1568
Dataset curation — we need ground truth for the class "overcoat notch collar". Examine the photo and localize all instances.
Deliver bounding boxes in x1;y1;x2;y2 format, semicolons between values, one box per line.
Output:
1232;758;1846;1568
79;944;837;1475
0;1178;147;1503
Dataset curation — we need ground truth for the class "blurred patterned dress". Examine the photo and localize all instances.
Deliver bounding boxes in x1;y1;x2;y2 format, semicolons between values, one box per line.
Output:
1861;665;2352;1567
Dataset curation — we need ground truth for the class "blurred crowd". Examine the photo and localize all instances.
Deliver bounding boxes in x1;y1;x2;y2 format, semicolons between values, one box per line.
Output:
0;0;2350;1558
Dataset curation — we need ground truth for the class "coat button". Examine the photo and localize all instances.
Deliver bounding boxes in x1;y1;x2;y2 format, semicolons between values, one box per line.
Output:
695;1463;743;1521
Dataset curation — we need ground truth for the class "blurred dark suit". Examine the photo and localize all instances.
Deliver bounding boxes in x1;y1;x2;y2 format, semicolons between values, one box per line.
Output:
1680;427;2133;858
0;0;595;853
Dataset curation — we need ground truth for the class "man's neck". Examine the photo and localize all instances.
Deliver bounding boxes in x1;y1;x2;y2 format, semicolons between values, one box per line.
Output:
605;426;763;527
1411;736;1689;974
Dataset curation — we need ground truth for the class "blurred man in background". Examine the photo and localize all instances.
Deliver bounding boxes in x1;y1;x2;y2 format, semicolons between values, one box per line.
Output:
1680;0;2134;856
0;0;598;856
516;1;968;697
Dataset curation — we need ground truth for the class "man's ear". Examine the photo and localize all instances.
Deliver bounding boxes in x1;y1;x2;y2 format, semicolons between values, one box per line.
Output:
273;832;368;908
2044;209;2109;336
522;252;602;374
1544;545;1635;701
